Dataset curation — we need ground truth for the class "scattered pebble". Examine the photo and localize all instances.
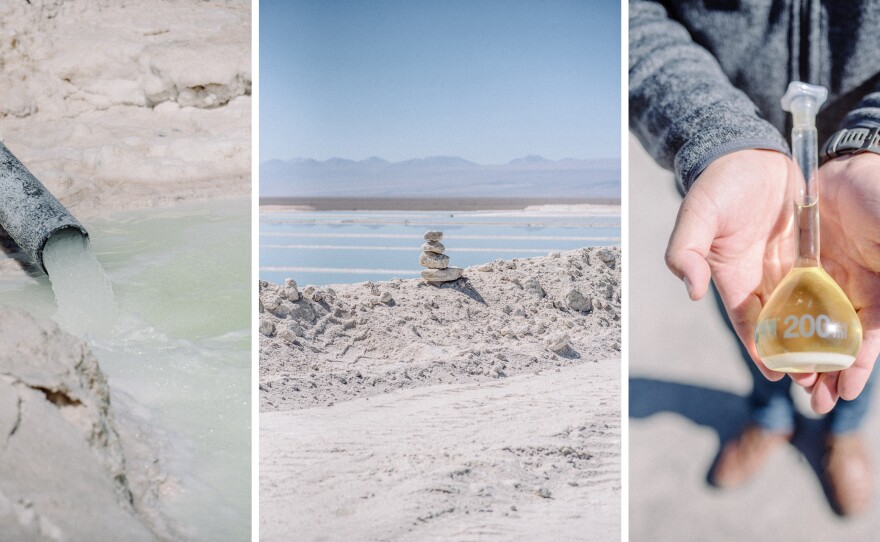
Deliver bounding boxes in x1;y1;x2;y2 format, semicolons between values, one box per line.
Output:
259;320;275;337
565;289;591;312
545;333;571;352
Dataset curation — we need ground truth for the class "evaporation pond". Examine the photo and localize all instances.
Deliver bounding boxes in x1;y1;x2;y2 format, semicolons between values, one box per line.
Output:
260;206;621;285
0;198;250;541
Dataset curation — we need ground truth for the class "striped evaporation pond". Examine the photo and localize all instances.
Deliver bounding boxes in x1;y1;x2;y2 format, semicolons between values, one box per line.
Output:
260;207;620;286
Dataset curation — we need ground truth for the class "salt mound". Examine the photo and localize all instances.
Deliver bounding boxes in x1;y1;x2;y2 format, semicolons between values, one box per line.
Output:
259;248;621;411
0;307;165;539
0;0;251;214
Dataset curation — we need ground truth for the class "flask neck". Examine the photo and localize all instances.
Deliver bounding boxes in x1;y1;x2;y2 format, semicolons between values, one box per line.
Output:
794;201;820;267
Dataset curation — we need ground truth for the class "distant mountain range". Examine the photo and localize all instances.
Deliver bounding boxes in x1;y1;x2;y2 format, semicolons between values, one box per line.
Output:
260;155;620;199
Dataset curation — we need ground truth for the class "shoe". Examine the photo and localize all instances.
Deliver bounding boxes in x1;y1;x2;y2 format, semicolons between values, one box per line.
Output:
710;424;792;488
823;433;873;516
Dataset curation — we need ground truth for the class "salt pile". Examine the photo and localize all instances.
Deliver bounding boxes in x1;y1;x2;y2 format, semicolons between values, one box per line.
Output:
259;248;621;410
0;0;251;214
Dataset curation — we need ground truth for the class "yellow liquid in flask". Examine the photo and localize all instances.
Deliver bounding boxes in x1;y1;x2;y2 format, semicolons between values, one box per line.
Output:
755;266;862;372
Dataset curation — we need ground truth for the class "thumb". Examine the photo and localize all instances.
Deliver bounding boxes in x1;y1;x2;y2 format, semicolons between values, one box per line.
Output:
665;195;716;301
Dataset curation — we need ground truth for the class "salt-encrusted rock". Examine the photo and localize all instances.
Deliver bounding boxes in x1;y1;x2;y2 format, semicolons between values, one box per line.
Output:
597;248;616;268
259;320;275;337
379;291;393;304
424;231;443;242
288;302;316;323
421;241;445;254
523;277;545;299
477;263;493;272
545;333;571;352
273;303;291;318
283;278;300;301
0;308;157;540
263;295;282;311
419;252;449;269
278;323;304;342
421;267;463;283
604;283;614;301
565;289;592;312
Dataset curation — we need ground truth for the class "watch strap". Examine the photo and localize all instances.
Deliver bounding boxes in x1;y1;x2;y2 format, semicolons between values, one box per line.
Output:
821;126;880;162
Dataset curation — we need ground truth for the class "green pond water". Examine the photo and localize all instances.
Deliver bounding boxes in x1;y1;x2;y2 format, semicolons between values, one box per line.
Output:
0;198;251;540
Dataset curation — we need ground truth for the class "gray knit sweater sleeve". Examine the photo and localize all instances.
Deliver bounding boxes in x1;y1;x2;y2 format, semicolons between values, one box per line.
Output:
841;82;880;129
629;0;790;192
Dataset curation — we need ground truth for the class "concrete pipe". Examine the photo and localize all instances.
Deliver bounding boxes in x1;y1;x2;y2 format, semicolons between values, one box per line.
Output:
0;142;88;273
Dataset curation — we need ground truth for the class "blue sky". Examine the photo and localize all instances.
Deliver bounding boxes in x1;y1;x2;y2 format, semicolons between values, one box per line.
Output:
260;0;620;164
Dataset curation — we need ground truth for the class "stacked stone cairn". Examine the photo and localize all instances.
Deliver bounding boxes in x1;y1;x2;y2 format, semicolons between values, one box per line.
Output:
419;230;463;283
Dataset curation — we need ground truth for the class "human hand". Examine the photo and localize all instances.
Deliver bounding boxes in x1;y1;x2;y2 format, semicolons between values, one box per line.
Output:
793;153;880;413
664;149;797;383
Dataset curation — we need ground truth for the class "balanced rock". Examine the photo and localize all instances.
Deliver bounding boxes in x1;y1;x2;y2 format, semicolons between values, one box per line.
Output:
422;241;445;254
419;252;449;269
418;230;462;283
421;267;463;282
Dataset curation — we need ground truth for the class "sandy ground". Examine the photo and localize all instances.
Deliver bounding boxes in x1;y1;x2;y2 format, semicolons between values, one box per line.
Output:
0;1;250;540
629;134;880;540
260;248;621;540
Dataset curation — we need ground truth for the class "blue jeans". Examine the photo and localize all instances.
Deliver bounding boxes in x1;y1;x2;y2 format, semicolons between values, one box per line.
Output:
747;357;877;435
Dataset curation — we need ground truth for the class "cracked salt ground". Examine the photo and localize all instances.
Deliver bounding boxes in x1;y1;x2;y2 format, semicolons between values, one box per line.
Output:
260;248;621;540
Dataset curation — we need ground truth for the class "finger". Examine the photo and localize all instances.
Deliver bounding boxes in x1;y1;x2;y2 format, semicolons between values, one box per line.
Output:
727;292;785;381
810;371;840;414
838;307;880;401
789;372;819;389
665;196;716;301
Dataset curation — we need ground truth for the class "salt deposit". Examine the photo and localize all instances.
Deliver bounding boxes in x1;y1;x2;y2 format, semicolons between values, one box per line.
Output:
260;247;620;410
0;0;251;215
0;308;169;540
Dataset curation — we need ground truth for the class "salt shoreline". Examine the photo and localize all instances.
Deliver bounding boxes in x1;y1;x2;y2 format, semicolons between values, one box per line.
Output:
259;197;620;212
